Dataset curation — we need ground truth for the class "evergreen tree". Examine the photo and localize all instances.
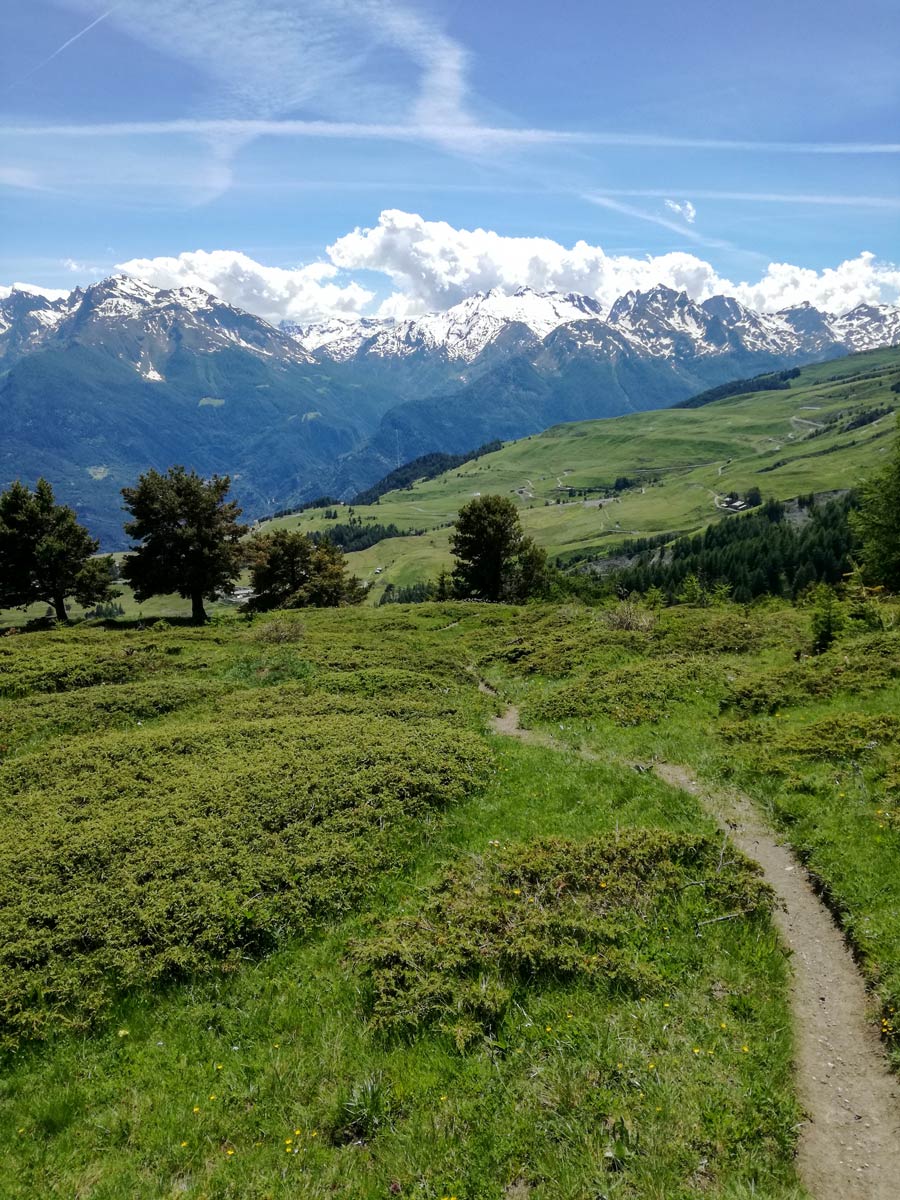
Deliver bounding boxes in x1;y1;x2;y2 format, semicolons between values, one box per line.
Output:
852;422;900;590
121;467;247;623
644;584;666;610
245;529;365;610
450;495;545;601
677;573;706;606
0;478;118;621
434;568;453;600
810;583;846;653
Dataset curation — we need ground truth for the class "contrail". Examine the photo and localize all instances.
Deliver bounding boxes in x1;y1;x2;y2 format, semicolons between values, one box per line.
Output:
3;4;123;91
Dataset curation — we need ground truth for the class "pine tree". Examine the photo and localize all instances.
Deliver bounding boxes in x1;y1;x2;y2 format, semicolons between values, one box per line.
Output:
451;495;545;601
677;573;706;606
852;421;900;590
245;529;366;610
0;478;118;621
121;467;247;623
810;583;846;653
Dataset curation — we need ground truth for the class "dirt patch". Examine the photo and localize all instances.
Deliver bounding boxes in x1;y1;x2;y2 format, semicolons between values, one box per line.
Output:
655;763;900;1200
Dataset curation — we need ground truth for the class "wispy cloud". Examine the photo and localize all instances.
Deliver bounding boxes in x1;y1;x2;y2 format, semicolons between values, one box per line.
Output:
583;194;729;250
2;4;123;92
44;0;473;198
4;115;900;155
0;166;45;191
595;188;900;211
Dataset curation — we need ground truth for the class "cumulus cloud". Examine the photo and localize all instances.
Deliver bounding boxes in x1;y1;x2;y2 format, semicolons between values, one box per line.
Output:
327;209;722;316
328;210;900;318
115;249;374;325
731;251;900;314
0;282;71;301
111;211;900;325
664;198;697;224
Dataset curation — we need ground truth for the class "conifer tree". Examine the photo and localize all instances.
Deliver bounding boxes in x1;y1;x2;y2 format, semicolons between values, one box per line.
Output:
451;495;547;601
0;478;118;621
853;422;900;591
244;529;365;610
122;467;246;623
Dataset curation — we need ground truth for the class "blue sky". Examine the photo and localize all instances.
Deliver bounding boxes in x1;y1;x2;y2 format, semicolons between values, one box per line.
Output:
1;0;898;320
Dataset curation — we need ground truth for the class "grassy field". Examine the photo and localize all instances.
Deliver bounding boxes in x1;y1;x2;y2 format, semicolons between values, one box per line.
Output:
262;347;900;601
3;596;900;1196
0;602;835;1200
483;600;900;1076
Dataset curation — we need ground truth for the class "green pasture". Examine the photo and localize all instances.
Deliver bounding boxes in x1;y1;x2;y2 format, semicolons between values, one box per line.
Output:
263;347;899;593
0;604;815;1199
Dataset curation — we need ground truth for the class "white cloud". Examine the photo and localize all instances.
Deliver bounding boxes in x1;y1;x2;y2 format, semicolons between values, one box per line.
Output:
0;282;71;301
328;210;900;317
664;198;697;224
54;0;472;199
7;118;900;156
115;248;374;324
60;0;469;124
731;251;900;314
63;257;107;274
109;212;900;324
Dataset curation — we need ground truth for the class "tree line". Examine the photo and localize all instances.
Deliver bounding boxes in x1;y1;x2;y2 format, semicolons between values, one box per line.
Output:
384;419;900;607
5;418;900;621
609;496;856;603
0;468;364;623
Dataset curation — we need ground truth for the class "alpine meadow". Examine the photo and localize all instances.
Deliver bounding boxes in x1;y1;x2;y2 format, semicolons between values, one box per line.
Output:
3;0;900;1197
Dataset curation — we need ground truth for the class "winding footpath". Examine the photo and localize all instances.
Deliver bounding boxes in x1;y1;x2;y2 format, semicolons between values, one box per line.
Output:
489;702;900;1200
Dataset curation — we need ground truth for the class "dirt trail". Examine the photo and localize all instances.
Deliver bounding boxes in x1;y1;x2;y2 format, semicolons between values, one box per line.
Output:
490;703;900;1200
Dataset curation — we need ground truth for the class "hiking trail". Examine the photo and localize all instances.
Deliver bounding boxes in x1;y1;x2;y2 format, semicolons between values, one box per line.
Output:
489;701;900;1200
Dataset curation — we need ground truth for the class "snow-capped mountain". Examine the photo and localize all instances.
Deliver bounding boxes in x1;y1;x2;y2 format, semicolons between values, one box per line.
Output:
289;288;608;363
2;273;898;547
0;276;391;546
290;283;900;367
0;275;314;379
832;303;900;353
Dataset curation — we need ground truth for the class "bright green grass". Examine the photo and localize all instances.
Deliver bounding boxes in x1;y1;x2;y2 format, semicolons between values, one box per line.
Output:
0;605;805;1199
263;347;900;596
480;600;900;1077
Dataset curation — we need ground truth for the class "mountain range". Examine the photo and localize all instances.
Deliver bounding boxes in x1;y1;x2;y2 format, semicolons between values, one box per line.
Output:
2;274;898;545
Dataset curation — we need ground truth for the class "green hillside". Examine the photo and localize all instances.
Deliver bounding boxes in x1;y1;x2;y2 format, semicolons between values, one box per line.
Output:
263;347;900;601
4;598;900;1196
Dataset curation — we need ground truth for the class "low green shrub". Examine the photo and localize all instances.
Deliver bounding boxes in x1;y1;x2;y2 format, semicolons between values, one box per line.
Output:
722;633;900;715
525;656;718;725
0;678;222;754
0;713;491;1048
0;641;145;697
777;712;900;759
653;609;762;655
356;829;772;1049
